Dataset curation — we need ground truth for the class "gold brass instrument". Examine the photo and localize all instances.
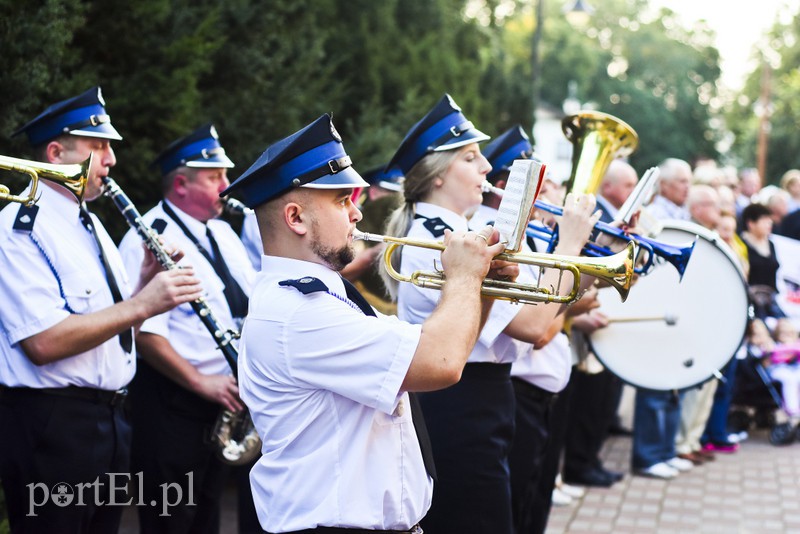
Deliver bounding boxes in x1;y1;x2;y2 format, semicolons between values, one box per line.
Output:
561;111;638;196
0;154;92;204
355;230;635;304
535;111;695;278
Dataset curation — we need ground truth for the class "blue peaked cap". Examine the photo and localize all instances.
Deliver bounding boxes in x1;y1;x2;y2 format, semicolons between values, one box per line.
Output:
153;123;234;176
482;125;534;180
221;114;369;208
362;165;404;192
12;86;123;146
386;94;490;175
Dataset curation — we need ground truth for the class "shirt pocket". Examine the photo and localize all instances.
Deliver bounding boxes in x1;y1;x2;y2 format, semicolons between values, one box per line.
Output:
60;272;107;314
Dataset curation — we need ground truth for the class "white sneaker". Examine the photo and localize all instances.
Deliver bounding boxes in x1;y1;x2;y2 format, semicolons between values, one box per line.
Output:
558;482;586;499
728;431;749;443
666;456;694;472
637;462;679;479
551;487;572;506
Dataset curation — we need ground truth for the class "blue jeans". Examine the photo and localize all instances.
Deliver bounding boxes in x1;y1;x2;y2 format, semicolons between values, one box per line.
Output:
702;357;739;444
632;389;682;469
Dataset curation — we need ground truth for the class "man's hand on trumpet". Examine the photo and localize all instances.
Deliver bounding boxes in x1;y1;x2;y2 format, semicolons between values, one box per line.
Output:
440;226;514;284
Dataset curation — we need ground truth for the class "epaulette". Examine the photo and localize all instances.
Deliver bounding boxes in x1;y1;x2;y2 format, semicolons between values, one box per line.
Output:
420;216;453;238
151;218;168;235
278;277;329;294
12;204;39;232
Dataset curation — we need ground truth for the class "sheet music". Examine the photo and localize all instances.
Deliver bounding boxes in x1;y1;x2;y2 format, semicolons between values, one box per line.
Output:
493;159;546;252
616;167;660;225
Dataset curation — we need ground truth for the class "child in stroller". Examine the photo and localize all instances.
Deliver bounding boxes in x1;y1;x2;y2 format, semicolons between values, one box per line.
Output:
728;319;797;445
763;319;800;442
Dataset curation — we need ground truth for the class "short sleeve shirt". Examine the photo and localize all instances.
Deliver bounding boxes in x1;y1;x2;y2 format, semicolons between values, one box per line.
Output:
0;184;134;389
240;256;429;532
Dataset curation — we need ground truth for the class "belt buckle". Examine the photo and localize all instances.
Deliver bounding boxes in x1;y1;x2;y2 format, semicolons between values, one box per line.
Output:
110;388;128;406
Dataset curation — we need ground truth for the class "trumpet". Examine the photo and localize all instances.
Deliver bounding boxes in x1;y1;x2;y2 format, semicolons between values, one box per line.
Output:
0;154;92;205
527;198;696;279
355;229;635;304
482;180;694;278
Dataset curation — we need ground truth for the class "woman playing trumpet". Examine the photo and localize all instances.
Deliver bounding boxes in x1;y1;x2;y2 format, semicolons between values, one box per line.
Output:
382;95;600;534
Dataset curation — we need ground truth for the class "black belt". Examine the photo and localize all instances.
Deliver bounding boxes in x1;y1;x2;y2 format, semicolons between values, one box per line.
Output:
0;385;128;406
511;377;558;404
277;525;422;534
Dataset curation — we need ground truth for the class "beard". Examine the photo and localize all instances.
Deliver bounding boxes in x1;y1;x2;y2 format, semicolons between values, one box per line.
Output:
309;218;355;271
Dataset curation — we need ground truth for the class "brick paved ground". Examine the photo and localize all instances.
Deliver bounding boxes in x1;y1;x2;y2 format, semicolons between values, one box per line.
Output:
546;427;800;534
546;386;800;534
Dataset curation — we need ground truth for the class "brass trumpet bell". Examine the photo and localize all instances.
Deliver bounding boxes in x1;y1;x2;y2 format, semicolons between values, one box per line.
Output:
0;153;92;204
356;230;635;305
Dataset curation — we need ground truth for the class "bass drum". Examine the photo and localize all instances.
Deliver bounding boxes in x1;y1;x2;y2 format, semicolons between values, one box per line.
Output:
589;220;750;391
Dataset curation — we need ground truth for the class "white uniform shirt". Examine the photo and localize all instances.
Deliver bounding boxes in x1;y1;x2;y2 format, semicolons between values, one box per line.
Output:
472;206;572;392
240;256;429;532
398;203;521;364
240;211;262;270
0;184;134;389
118;200;255;376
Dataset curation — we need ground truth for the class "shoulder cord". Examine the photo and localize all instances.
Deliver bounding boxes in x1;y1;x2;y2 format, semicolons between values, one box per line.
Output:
27;232;77;314
326;291;363;314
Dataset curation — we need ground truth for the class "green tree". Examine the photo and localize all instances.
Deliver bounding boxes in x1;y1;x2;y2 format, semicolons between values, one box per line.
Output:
726;7;800;184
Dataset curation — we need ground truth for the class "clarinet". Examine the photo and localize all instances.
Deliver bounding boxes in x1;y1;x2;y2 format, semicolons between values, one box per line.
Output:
102;177;260;465
222;196;253;216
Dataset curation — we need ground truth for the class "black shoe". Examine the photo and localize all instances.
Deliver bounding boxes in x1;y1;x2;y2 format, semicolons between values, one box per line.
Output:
599;467;624;482
608;424;633;437
563;467;614;488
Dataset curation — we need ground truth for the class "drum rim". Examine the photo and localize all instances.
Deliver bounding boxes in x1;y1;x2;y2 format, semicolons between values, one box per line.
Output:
588;219;751;392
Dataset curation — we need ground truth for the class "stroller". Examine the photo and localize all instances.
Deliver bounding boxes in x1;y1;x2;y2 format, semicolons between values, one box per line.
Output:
728;349;795;446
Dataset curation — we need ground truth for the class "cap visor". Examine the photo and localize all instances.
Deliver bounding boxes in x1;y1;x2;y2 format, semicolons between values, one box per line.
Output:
70;123;123;141
187;155;235;169
432;128;490;152
301;166;370;189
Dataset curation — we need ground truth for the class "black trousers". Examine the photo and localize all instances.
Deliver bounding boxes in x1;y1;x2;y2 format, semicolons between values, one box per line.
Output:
418;363;515;534
563;368;622;476
508;378;557;534
0;387;131;534
518;375;573;534
129;361;229;534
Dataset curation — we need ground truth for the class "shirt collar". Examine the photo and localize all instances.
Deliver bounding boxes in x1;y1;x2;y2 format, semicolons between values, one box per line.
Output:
163;199;208;238
260;256;347;295
469;204;498;229
414;202;469;232
37;181;82;227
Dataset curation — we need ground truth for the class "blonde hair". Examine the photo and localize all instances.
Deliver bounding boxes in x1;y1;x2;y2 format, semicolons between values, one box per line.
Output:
381;150;460;300
780;169;800;192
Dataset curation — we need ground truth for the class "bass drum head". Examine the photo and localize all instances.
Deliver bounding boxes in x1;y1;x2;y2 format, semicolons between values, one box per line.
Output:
590;220;749;391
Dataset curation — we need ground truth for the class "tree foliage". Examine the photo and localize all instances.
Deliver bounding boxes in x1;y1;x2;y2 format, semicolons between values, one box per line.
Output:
0;0;744;239
726;7;800;184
